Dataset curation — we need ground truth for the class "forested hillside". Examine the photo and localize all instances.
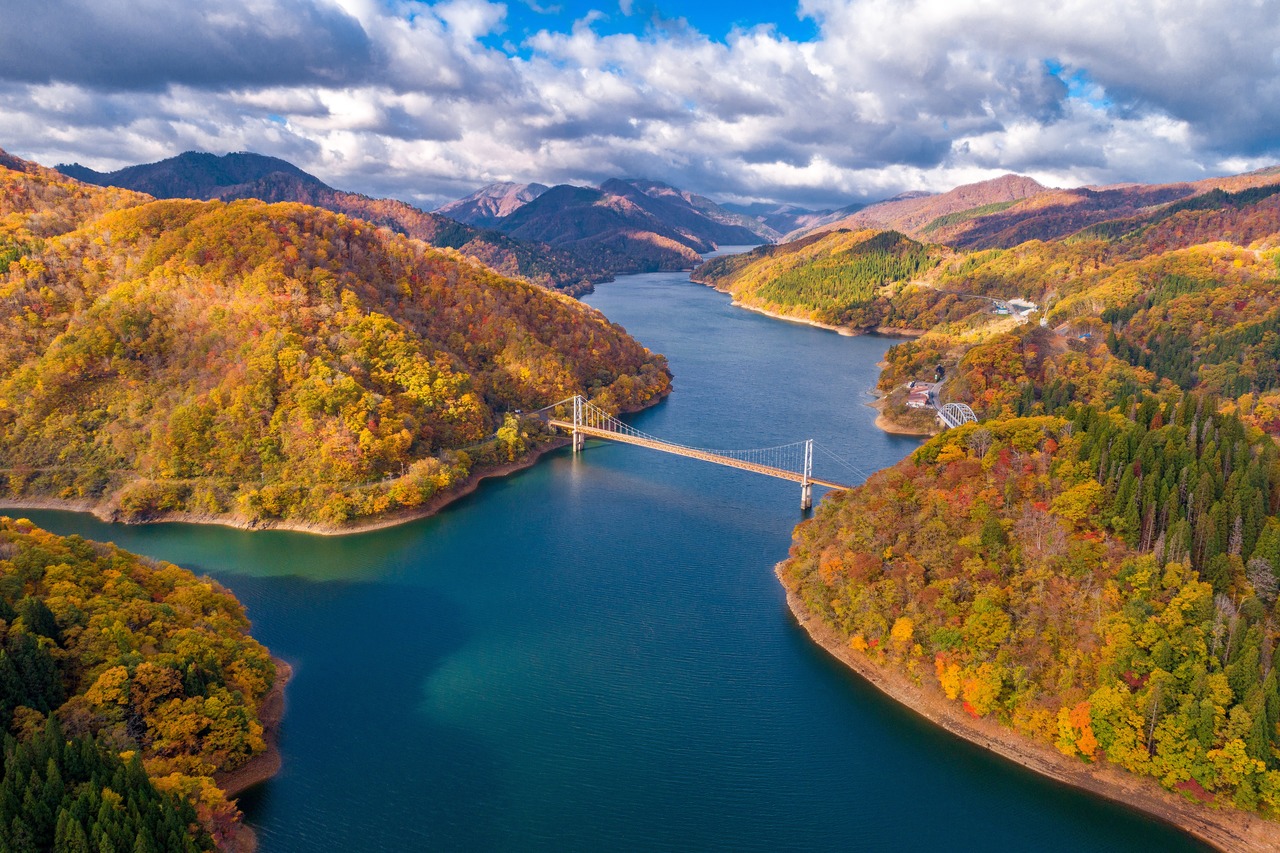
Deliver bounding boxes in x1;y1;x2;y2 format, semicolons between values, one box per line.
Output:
811;174;1048;242
700;168;1280;439
693;228;946;329
0;152;670;528
773;163;1280;829
0;517;275;848
785;399;1280;814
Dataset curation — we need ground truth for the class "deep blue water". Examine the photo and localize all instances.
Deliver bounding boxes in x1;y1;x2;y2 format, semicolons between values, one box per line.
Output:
19;267;1207;851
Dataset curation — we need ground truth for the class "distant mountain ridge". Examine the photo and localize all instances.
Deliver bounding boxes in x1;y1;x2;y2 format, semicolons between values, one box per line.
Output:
721;201;869;240
68;153;1280;276
57;152;608;293
927;167;1280;248
492;182;704;272
618;179;779;243
797;168;1280;249
446;176;771;273
435;181;549;227
60;152;775;281
812;174;1050;242
58;151;320;199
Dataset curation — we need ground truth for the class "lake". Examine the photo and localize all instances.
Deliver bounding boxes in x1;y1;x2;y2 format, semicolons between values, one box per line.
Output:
18;264;1207;851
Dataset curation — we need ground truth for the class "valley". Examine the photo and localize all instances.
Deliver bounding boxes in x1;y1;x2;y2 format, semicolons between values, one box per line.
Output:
5;145;1280;852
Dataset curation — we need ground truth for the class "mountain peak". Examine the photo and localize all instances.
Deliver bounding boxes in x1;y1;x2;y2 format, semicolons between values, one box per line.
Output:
956;173;1048;197
58;150;328;200
803;173;1050;240
435;181;549;226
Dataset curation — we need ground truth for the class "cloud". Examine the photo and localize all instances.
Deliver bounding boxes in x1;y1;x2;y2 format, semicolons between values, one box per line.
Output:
0;0;374;90
1;0;1277;209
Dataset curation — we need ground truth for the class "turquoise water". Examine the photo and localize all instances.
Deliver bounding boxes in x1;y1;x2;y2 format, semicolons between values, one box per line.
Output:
19;269;1207;851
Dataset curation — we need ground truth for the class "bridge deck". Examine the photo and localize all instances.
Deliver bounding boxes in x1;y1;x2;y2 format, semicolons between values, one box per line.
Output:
548;420;849;490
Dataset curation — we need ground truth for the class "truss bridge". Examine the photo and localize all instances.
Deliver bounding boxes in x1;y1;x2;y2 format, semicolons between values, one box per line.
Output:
936;402;978;430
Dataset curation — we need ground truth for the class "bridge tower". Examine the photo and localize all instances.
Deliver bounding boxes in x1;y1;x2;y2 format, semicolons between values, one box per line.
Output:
571;395;585;453
800;439;814;510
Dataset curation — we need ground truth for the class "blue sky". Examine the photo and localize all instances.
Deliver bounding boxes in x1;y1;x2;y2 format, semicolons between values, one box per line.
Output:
490;0;819;47
1;0;1277;209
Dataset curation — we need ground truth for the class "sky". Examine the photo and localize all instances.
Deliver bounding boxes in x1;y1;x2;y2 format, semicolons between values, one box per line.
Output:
2;0;1279;210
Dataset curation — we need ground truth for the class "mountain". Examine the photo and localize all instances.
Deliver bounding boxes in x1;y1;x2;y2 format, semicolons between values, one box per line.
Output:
619;179;779;243
435;181;549;227
56;152;607;293
56;150;320;199
2;149;670;528
693;227;947;330
488;177;768;273
811;174;1050;241
800;169;1280;250
693;163;1280;367
491;183;701;272
925;167;1280;248
722;201;869;240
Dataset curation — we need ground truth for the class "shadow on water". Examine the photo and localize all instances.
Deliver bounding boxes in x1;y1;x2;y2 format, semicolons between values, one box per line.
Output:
221;573;509;851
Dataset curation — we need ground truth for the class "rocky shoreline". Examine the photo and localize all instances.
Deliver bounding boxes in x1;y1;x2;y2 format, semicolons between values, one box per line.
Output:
216;658;293;798
213;659;293;853
776;564;1280;853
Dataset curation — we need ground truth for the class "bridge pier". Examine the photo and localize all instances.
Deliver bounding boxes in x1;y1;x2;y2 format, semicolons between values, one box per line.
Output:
572;395;585;453
800;439;813;510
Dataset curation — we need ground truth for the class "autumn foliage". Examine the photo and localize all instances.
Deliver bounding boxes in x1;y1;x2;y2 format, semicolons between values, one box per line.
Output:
0;517;274;845
0;154;671;526
784;401;1280;812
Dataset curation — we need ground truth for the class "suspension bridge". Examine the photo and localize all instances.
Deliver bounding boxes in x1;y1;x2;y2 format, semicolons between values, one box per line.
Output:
536;396;859;509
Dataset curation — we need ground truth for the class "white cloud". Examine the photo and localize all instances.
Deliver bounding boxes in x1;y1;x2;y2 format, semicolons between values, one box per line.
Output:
1;0;1277;208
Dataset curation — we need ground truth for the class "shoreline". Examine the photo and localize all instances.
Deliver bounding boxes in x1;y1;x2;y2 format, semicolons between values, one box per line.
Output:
866;390;938;438
214;657;292;853
776;563;1280;853
216;658;293;798
727;299;856;336
690;276;926;340
727;297;929;341
0;437;571;537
